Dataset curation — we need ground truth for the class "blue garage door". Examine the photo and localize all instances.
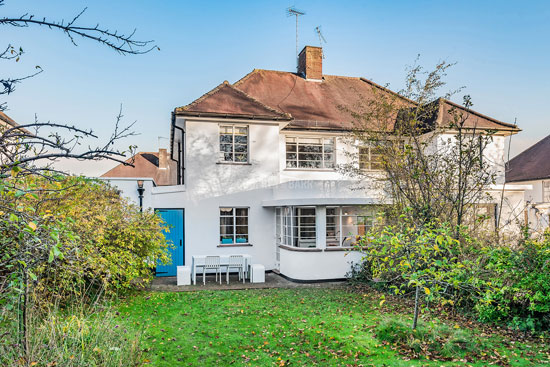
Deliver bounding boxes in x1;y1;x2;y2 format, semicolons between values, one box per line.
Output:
156;209;184;277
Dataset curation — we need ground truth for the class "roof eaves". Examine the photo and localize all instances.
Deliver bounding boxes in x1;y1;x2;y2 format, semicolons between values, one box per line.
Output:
174;110;292;121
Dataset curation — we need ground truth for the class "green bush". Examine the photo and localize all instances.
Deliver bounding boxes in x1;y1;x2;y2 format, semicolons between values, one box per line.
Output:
476;237;550;331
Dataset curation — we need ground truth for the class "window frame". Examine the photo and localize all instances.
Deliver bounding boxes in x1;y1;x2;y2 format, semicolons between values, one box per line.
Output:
285;136;336;170
219;207;250;246
543;181;550;203
326;205;377;247
359;140;405;171
219;124;249;164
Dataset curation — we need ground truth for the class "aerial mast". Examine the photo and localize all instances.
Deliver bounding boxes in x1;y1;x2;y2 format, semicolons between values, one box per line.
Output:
315;26;327;58
286;6;306;70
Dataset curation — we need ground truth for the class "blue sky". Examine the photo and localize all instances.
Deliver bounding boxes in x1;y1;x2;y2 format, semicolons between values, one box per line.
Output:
2;0;549;175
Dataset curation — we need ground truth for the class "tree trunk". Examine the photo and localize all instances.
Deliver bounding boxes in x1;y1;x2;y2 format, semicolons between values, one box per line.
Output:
412;284;420;330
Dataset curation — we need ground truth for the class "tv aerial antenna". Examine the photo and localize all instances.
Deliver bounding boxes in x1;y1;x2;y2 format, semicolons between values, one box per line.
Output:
286;6;305;69
315;26;327;58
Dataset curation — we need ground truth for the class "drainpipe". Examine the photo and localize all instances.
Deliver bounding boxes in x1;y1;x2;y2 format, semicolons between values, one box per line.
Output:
137;180;145;212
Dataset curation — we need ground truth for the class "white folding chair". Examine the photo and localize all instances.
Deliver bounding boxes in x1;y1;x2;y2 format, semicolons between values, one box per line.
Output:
203;256;221;285
226;255;245;284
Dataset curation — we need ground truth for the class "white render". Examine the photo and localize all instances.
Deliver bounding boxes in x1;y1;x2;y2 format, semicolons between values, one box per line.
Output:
104;114;528;281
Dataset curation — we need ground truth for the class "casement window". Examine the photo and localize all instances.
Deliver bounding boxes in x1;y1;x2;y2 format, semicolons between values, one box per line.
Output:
326;206;377;247
286;136;335;169
220;207;249;244
358;146;383;171
543;181;550;202
359;140;404;171
219;125;248;163
275;206;317;248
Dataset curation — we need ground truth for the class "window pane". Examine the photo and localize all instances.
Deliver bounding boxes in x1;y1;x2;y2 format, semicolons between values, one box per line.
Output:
236;127;248;135
234;144;247;152
220;208;234;216
220;144;233;153
220;217;234;226
299;160;321;168
298;145;322;153
236;216;248;225
286;143;297;152
220;134;233;144
286;160;297;168
235;135;247;144
236;225;248;235
220;126;233;134
236;208;248;216
223;153;233;161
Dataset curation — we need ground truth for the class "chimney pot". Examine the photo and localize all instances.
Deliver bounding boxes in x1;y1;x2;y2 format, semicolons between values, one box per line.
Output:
297;46;323;80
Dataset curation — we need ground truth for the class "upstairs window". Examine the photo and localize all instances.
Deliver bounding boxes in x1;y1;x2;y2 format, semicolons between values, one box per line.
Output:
286;136;335;169
359;140;404;171
219;125;248;163
544;181;550;202
359;145;383;171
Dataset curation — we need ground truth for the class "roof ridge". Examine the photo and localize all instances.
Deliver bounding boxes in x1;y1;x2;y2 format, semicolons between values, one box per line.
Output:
509;134;550;164
176;81;231;112
358;77;417;105
176;77;291;118
440;98;519;130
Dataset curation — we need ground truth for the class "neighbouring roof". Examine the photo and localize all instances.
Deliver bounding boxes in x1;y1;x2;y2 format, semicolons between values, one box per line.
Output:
506;135;550;183
0;111;17;127
174;69;520;133
101;151;177;186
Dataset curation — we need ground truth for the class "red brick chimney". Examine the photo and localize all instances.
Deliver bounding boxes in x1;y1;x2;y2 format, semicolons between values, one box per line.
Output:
298;46;323;80
159;148;168;170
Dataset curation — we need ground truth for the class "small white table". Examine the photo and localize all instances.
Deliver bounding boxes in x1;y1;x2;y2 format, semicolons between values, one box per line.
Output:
191;254;252;285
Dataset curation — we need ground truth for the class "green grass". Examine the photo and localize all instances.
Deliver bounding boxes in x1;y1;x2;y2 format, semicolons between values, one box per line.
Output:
118;288;549;366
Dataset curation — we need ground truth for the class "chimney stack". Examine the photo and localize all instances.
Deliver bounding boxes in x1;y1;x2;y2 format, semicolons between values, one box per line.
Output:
298;46;323;80
159;148;168;170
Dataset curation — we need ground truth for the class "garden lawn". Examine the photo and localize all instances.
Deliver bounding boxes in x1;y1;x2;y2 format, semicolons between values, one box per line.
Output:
117;288;549;367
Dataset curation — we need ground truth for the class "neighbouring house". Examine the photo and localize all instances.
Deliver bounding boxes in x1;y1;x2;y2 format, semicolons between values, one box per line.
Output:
506;135;550;233
100;149;177;209
103;46;529;281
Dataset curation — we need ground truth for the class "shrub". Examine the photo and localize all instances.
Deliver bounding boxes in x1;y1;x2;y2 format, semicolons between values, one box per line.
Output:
375;318;488;359
476;237;550;331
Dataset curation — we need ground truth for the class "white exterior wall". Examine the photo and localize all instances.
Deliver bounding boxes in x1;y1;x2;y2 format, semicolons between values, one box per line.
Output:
507;180;550;234
279;248;364;281
105;115;528;281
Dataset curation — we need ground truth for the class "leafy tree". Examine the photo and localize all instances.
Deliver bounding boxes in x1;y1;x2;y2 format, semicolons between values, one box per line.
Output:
341;60;507;240
0;1;158;359
356;213;480;329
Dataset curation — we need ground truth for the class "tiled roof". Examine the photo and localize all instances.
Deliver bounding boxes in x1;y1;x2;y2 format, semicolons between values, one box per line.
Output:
506;135;550;183
101;151;177;186
174;69;520;133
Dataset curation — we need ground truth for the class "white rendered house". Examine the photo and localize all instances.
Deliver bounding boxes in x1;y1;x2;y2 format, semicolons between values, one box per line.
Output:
506;134;550;234
104;46;528;281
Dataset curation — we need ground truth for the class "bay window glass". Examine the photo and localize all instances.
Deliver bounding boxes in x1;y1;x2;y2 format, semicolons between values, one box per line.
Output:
326;206;377;247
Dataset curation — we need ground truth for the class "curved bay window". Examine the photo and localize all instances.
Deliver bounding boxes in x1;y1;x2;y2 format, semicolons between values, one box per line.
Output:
326;206;377;247
275;206;317;248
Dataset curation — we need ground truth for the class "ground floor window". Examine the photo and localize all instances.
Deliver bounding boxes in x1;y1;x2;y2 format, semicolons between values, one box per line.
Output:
220;207;248;244
275;205;377;248
326;206;377;247
276;206;317;248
